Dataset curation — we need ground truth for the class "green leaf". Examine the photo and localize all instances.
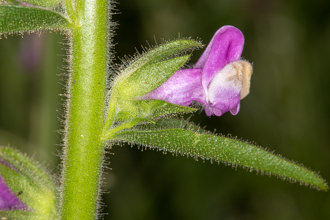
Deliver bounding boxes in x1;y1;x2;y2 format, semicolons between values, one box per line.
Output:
112;119;328;191
131;118;204;132
5;0;61;7
116;55;191;98
0;5;69;34
20;0;61;7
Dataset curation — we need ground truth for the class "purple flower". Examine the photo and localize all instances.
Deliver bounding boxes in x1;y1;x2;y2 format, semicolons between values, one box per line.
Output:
143;25;253;116
0;158;29;211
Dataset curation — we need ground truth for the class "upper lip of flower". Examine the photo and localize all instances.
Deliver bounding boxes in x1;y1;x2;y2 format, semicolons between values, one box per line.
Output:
143;25;253;117
194;25;245;94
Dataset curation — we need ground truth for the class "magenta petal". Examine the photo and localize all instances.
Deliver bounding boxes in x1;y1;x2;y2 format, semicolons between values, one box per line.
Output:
204;106;223;117
0;175;28;211
194;26;245;91
204;107;214;117
210;94;241;117
229;103;240;115
205;63;242;116
143;68;205;106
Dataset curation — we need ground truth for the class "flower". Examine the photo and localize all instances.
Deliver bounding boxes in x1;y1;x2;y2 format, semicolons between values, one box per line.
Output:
0;158;29;211
143;25;253;116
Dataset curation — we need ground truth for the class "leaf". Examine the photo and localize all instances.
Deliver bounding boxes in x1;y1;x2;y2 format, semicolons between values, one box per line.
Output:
5;0;61;7
0;5;69;34
112;119;328;191
131;118;204;132
19;0;60;7
116;55;191;98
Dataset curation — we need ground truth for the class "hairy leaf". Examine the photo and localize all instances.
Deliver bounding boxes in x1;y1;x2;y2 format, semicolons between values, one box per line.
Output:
20;0;60;7
4;0;61;7
0;5;69;34
131;118;204;132
112;119;328;191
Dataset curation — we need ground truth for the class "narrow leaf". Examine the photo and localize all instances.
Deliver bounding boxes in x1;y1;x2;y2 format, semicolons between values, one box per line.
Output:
19;0;60;7
0;5;69;34
112;120;328;191
131;118;204;132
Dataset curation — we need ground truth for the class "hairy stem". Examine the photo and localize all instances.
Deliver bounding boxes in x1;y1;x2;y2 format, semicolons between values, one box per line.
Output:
60;0;108;219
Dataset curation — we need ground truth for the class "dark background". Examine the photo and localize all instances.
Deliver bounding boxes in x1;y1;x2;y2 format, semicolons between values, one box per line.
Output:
0;0;330;219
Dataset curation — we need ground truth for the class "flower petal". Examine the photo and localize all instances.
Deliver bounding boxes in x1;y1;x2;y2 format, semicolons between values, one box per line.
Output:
0;175;28;211
205;61;243;116
230;103;240;115
143;68;205;106
194;25;245;92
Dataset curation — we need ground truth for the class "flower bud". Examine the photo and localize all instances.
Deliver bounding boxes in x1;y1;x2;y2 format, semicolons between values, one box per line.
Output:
0;147;57;219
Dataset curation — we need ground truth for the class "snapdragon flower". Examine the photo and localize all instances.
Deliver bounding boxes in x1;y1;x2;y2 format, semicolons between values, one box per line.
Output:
144;25;253;116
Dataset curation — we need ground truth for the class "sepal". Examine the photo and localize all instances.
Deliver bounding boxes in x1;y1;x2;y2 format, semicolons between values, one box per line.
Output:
115;100;196;122
104;40;201;130
0;147;57;219
114;55;191;98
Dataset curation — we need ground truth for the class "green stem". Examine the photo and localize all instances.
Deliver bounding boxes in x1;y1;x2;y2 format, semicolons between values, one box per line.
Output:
60;0;108;219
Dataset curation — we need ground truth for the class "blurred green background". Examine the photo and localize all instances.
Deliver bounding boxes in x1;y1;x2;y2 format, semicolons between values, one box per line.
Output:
1;0;330;219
